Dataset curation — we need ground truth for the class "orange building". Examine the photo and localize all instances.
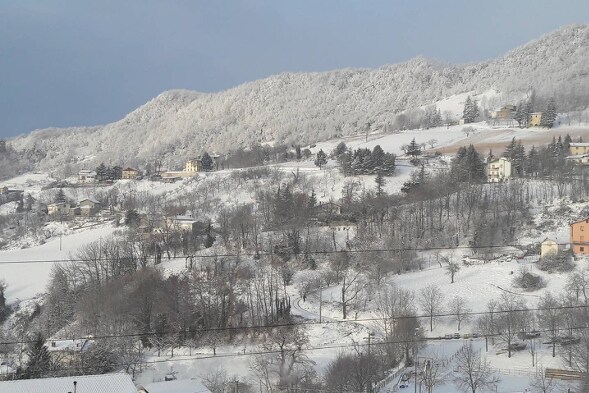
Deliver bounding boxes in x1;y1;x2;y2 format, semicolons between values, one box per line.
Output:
571;218;589;254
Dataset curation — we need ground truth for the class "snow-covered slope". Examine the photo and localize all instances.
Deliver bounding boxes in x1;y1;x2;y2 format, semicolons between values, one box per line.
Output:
10;25;589;170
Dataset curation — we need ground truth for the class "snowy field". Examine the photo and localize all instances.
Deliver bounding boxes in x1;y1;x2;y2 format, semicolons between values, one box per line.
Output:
0;224;116;302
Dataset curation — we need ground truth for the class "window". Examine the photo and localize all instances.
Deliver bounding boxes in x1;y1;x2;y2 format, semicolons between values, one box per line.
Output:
581;247;585;252
582;226;585;232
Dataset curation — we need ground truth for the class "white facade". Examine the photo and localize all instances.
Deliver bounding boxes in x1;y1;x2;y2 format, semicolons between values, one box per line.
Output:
487;157;512;183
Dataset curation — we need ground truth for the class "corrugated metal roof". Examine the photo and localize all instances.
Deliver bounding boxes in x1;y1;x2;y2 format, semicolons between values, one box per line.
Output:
0;373;137;393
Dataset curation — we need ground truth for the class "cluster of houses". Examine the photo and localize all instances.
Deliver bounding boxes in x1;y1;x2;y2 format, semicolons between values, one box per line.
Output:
565;142;589;165
78;167;142;183
46;197;102;220
489;104;543;127
486;142;589;183
77;157;218;185
540;218;589;259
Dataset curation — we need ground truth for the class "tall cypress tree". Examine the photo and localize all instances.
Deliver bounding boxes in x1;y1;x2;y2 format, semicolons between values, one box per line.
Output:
541;97;557;128
24;334;52;378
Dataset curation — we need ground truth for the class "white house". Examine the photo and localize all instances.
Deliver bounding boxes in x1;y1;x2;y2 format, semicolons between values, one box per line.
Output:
78;170;97;183
168;211;198;232
46;338;92;367
486;157;513;183
0;373;136;393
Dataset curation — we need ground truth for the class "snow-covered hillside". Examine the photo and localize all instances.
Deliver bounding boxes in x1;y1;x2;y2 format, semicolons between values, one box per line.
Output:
9;25;589;172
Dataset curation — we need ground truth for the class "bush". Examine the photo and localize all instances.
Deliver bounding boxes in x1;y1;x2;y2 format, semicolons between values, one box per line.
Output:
538;250;574;273
514;267;545;291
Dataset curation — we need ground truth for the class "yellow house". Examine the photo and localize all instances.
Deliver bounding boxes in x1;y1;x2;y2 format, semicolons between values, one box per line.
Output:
47;202;71;219
122;167;140;179
486;157;512;183
569;143;589;156
541;238;565;258
185;158;202;173
529;112;543;127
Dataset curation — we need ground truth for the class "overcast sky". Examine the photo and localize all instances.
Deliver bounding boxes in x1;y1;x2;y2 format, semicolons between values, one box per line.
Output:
1;0;588;138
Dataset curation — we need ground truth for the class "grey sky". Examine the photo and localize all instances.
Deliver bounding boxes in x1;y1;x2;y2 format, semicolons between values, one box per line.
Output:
1;0;588;138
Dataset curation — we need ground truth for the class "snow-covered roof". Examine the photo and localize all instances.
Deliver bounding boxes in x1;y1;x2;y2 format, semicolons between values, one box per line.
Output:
570;143;589;147
488;157;510;163
141;379;212;393
47;338;91;353
79;197;100;205
174;216;197;222
78;170;97;175
123;167;139;172
0;373;136;393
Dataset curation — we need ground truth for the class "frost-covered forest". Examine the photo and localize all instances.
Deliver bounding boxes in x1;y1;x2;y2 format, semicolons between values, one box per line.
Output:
8;25;589;173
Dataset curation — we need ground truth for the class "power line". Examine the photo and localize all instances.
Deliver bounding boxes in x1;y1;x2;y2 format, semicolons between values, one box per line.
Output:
3;302;589;346
0;241;547;265
4;323;589;377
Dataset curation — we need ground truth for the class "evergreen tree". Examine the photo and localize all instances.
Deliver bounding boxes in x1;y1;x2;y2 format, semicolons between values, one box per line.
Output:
295;145;302;160
308;190;317;208
337;150;353;176
24;333;51;378
54;188;66;204
406;138;421;157
111;165;123;180
332;142;347;157
451;145;486;183
526;145;539;177
513;141;526;176
351;154;364;175
541;97;557;128
502;138;517;160
314;149;328;169
463;96;472;123
463;96;480;123
375;171;386;196
96;163;107;181
200;152;214;171
514;103;525;128
563;134;572;153
382;153;396;176
365;145;385;173
125;209;141;227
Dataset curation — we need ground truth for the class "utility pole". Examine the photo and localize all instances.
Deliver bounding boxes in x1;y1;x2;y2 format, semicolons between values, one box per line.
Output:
414;328;419;393
319;289;322;323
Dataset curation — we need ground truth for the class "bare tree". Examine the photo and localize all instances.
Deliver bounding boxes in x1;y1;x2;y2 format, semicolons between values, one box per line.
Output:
449;296;472;331
445;260;461;283
419;285;445;331
496;293;528;358
536;292;561;357
529;366;559;393
420;356;445;393
339;269;365;320
453;342;500;393
426;138;438;149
